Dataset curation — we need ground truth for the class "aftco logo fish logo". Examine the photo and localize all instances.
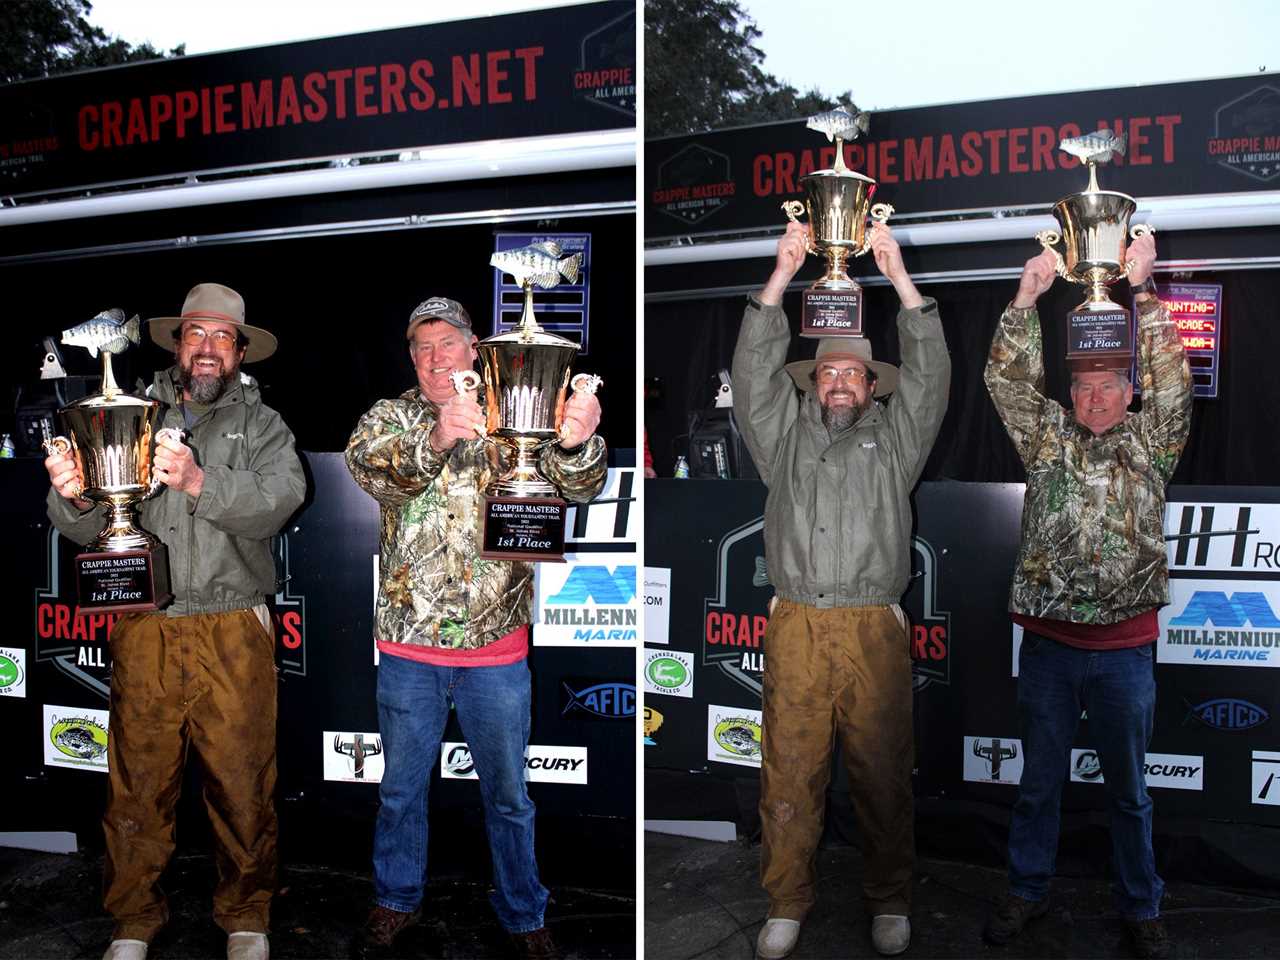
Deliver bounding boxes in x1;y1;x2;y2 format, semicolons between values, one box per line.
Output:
561;681;634;719
1185;698;1270;731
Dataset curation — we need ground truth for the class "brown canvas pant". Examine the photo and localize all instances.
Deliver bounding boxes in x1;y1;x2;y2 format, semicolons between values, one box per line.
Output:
760;600;915;920
104;607;278;942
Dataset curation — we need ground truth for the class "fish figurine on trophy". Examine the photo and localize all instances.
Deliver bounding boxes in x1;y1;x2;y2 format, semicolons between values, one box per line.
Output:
454;241;602;562
781;103;895;337
43;309;178;613
1035;129;1154;368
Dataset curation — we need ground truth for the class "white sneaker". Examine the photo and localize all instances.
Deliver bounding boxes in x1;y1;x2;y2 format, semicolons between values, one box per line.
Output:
756;918;801;959
102;941;147;960
227;931;269;960
871;915;911;956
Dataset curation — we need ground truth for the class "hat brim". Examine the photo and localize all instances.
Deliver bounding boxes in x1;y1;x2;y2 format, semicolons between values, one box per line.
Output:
784;358;899;397
147;317;278;362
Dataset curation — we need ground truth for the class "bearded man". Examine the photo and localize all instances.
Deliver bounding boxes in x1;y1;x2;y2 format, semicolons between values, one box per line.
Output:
44;283;306;960
731;221;951;959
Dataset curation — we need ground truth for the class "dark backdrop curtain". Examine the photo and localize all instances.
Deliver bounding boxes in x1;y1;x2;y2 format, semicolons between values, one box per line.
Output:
644;268;1280;485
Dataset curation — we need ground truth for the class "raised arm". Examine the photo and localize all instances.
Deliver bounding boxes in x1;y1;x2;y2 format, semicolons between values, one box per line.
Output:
345;398;449;508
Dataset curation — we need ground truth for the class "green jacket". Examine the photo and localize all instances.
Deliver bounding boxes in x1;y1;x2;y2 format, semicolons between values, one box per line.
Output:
732;296;951;607
345;387;607;651
47;367;306;616
984;299;1192;624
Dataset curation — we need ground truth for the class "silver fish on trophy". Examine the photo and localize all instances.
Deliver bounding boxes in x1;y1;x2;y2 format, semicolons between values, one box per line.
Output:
489;241;583;289
60;308;141;358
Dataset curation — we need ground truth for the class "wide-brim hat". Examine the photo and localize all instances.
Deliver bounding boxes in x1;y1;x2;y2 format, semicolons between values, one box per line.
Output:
785;337;898;397
148;283;277;362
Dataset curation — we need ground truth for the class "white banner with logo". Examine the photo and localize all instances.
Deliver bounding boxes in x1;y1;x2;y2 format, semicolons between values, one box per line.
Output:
1158;577;1280;668
0;646;27;698
643;648;693;699
706;703;762;768
962;735;1024;785
1069;748;1205;790
643;566;671;645
534;551;637;646
1251;751;1280;806
438;741;589;785
323;730;385;784
43;704;109;773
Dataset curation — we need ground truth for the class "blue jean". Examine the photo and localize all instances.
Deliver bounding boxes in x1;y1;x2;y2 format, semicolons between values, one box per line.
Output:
373;653;549;933
1008;632;1163;920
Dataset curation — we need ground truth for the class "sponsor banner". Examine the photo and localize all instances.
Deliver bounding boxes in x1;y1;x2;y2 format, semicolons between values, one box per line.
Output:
1166;502;1280;575
706;703;762;768
1184;697;1271;732
643;648;694;699
492;233;591;352
904;537;952;691
1069;749;1205;791
1252;751;1280;806
963;736;1024;785
1011;623;1023;678
647;74;1280;239
439;741;589;785
702;518;769;700
324;731;384;783
565;468;638;546
43;704;109;773
0;646;27;698
643;566;671;645
0;2;634;197
560;680;635;719
534;552;637;647
644;706;663;747
1158;577;1280;667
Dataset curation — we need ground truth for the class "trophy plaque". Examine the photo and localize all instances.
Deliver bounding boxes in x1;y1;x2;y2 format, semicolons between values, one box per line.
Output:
44;309;175;613
781;105;894;338
467;241;603;563
1034;130;1154;369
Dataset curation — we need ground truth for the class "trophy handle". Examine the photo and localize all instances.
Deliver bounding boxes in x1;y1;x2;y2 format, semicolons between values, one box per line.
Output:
1120;223;1155;279
1035;230;1070;280
449;369;492;441
146;428;186;498
42;435;84;499
570;373;603;395
781;201;819;255
857;203;896;255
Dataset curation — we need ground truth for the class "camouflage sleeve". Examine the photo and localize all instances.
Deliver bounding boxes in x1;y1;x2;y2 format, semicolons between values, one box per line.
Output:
1134;298;1193;480
344;398;448;508
540;434;607;504
984;304;1058;467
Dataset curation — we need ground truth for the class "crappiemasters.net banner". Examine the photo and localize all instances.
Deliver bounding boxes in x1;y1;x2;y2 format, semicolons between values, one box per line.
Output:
646;75;1280;238
0;1;635;195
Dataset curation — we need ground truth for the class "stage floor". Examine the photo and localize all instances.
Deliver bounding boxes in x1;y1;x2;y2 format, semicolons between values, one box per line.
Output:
645;830;1279;959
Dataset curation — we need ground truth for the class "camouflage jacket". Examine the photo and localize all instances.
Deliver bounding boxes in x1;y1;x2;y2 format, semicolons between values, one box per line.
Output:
984;299;1192;624
345;387;607;651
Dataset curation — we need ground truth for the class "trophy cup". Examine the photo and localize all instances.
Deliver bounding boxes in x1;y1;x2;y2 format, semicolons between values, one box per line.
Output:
44;309;176;613
781;105;895;337
457;241;603;562
1035;130;1154;368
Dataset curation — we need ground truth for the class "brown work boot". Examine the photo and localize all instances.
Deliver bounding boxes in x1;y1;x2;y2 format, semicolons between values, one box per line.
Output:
1125;918;1171;959
509;926;559;959
982;891;1049;945
354;904;420;955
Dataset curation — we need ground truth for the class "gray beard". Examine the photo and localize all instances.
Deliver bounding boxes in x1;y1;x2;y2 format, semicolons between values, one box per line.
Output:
179;364;237;404
821;397;870;433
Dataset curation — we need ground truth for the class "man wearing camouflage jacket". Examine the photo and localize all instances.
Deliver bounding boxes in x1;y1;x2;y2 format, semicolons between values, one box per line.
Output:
982;233;1191;960
344;297;605;959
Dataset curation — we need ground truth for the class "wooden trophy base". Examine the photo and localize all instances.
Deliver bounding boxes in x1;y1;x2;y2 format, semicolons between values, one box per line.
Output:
479;495;568;562
1067;304;1133;366
74;544;173;614
800;287;862;338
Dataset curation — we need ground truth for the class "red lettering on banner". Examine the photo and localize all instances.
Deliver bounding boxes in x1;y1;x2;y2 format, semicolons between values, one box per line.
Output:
935;135;958;178
125;99;146;144
354;65;377;117
200;87;212;136
279;610;303;650
175;90;198;138
380;63;407;113
514;46;542;100
213;84;235;133
704;611;766;647
775;152;796;195
753;154;771;196
102;101;124;148
78;105;99;150
960;131;981;176
1057;122;1082;166
277;76;302;126
487;50;512;104
846;142;864;172
1007;127;1029;173
408;59;436;109
911;624;948;660
453;54;482;107
878;139;898;183
904;136;932;181
242;80;274;128
1155;115;1180;162
797;149;817;179
302;73;327;122
1031;125;1056;171
150;93;173;140
983;128;1006;174
326;68;352;119
55;603;70;637
1128;116;1151;165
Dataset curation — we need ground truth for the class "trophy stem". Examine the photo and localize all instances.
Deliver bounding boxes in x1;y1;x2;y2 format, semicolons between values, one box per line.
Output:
517;282;543;336
89;498;162;552
832;136;850;174
100;352;121;399
813;247;856;289
494;435;559;497
1085;162;1101;194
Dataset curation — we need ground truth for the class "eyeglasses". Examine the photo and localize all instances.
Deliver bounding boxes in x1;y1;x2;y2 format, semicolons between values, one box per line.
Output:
182;327;239;349
816;366;871;385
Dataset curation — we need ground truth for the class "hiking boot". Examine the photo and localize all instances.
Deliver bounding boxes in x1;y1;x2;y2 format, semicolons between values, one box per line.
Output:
509;927;559;959
355;905;420;955
1125;918;1171;959
871;915;910;956
755;919;801;959
983;891;1049;945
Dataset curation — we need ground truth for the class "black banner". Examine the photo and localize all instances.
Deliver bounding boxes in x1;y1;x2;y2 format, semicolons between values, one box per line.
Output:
0;1;635;196
646;75;1280;238
644;479;1280;827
